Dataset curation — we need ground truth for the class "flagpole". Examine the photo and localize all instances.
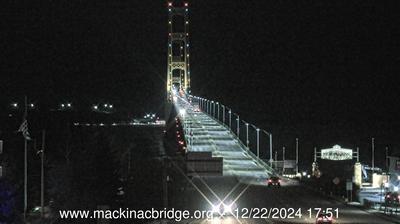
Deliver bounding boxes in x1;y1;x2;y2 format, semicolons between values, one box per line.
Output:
24;95;28;221
41;129;45;219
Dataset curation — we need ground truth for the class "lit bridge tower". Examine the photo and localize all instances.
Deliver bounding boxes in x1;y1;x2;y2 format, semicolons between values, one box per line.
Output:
167;1;190;97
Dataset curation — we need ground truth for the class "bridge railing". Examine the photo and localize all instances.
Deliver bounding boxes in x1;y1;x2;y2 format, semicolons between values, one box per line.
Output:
188;95;276;173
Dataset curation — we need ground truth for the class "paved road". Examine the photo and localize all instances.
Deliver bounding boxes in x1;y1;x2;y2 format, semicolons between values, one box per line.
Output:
168;177;396;224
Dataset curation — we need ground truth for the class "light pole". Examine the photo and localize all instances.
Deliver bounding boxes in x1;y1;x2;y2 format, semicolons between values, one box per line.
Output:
246;123;249;148
269;133;273;164
282;146;286;175
216;102;220;121
222;105;225;124
256;128;260;157
296;138;299;174
212;101;215;118
372;137;375;171
236;115;240;136
229;110;232;129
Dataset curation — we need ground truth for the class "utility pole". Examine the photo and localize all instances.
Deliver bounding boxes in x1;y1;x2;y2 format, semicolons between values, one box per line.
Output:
295;138;299;174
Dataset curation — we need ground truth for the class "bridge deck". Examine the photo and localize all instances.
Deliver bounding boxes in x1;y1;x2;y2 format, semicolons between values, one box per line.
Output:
174;95;275;180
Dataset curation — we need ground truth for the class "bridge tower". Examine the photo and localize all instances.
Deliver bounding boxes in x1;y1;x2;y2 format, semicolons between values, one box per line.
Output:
167;1;190;96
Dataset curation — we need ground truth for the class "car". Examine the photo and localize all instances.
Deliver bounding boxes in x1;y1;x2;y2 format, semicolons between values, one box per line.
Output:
267;176;281;187
385;192;400;204
316;212;333;224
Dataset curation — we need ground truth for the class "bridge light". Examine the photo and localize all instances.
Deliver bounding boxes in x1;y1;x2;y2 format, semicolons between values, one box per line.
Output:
169;9;171;12
109;104;113;108
67;103;71;107
29;103;35;108
93;105;98;110
186;21;189;24
168;21;171;24
168;2;172;7
184;2;188;7
61;104;65;108
11;103;18;108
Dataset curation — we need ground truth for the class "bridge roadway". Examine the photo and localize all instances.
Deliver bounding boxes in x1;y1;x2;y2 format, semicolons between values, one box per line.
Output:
173;94;275;181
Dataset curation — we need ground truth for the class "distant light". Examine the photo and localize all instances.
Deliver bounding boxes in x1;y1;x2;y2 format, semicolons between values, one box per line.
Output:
168;2;172;7
61;104;65;108
185;9;188;12
67;103;71;107
179;109;186;116
93;105;98;110
185;21;189;24
30;103;34;108
184;2;188;7
109;104;113;108
104;104;108;107
302;171;307;176
384;182;389;188
169;9;171;12
307;174;311;178
394;186;399;192
11;103;18;108
173;96;177;102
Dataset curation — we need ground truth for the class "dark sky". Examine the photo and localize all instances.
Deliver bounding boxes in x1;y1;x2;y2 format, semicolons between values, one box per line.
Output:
2;0;400;162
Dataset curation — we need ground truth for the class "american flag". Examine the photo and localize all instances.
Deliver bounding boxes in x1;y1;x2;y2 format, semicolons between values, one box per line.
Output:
18;119;31;140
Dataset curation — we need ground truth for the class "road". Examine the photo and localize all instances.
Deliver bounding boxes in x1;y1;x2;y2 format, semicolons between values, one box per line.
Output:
166;177;396;224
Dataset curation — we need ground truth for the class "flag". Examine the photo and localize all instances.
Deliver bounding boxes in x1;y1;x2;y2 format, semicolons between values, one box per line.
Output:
18;119;31;140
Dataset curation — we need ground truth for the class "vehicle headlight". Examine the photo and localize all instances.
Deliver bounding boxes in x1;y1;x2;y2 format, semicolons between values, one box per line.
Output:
223;203;232;213
212;204;221;214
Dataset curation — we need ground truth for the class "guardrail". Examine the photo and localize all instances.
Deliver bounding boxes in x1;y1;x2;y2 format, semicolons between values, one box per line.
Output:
187;95;276;174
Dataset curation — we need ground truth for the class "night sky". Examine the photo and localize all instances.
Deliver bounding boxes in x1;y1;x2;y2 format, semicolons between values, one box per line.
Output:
2;1;400;163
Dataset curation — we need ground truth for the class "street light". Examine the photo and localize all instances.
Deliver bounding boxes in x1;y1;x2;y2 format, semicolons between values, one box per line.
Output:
11;103;18;108
93;105;98;110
